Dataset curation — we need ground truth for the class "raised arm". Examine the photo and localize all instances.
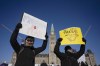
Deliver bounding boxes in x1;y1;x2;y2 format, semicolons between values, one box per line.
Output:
54;38;65;59
75;38;86;59
35;33;48;55
10;23;22;54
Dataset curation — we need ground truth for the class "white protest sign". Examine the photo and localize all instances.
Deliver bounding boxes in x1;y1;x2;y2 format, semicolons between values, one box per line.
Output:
19;12;47;39
78;54;86;63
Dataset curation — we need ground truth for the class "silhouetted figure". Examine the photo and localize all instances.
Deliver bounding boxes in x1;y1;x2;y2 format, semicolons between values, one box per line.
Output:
10;23;48;66
54;38;86;66
0;63;8;66
40;61;48;66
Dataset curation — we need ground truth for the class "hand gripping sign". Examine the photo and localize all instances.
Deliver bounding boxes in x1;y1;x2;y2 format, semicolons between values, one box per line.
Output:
19;12;47;40
59;27;85;45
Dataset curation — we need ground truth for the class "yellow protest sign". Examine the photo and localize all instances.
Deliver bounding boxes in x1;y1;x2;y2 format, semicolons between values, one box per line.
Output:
59;27;85;45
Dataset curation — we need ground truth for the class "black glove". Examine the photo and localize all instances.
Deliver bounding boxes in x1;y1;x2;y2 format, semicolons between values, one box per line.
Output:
16;23;22;29
82;38;86;44
45;32;48;40
57;38;63;42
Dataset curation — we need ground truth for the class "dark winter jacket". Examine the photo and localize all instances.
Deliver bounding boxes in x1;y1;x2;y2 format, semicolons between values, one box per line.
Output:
54;40;85;66
10;28;48;66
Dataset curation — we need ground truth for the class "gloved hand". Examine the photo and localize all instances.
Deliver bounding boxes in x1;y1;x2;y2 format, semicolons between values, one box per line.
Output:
16;23;22;29
57;38;63;42
82;38;86;44
45;32;48;40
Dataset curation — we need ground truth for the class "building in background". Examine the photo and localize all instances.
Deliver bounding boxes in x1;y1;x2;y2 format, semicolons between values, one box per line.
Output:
10;52;16;66
85;49;97;66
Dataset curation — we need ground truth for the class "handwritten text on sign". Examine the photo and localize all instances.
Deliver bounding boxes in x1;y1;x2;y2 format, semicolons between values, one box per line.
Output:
59;27;85;45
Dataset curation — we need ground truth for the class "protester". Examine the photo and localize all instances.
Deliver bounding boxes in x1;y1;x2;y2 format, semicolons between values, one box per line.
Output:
10;23;48;66
54;38;86;66
40;60;48;66
0;63;8;66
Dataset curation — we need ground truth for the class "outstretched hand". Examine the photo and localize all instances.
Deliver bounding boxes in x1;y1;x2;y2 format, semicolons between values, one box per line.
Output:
16;23;22;29
82;37;86;44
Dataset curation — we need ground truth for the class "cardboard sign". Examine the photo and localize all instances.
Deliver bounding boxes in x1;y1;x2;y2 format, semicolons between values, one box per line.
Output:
19;12;47;39
59;27;85;45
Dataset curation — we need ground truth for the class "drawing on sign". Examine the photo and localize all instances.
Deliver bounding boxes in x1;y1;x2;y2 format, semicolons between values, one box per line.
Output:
27;25;37;36
63;28;79;42
59;27;85;45
19;12;47;39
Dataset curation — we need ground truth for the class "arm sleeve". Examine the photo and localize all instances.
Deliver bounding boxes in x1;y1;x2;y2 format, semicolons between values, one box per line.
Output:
54;40;65;59
10;28;20;54
35;39;48;55
75;45;85;59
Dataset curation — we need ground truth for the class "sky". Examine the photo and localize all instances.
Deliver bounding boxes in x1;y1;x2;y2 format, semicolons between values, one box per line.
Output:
0;0;100;65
